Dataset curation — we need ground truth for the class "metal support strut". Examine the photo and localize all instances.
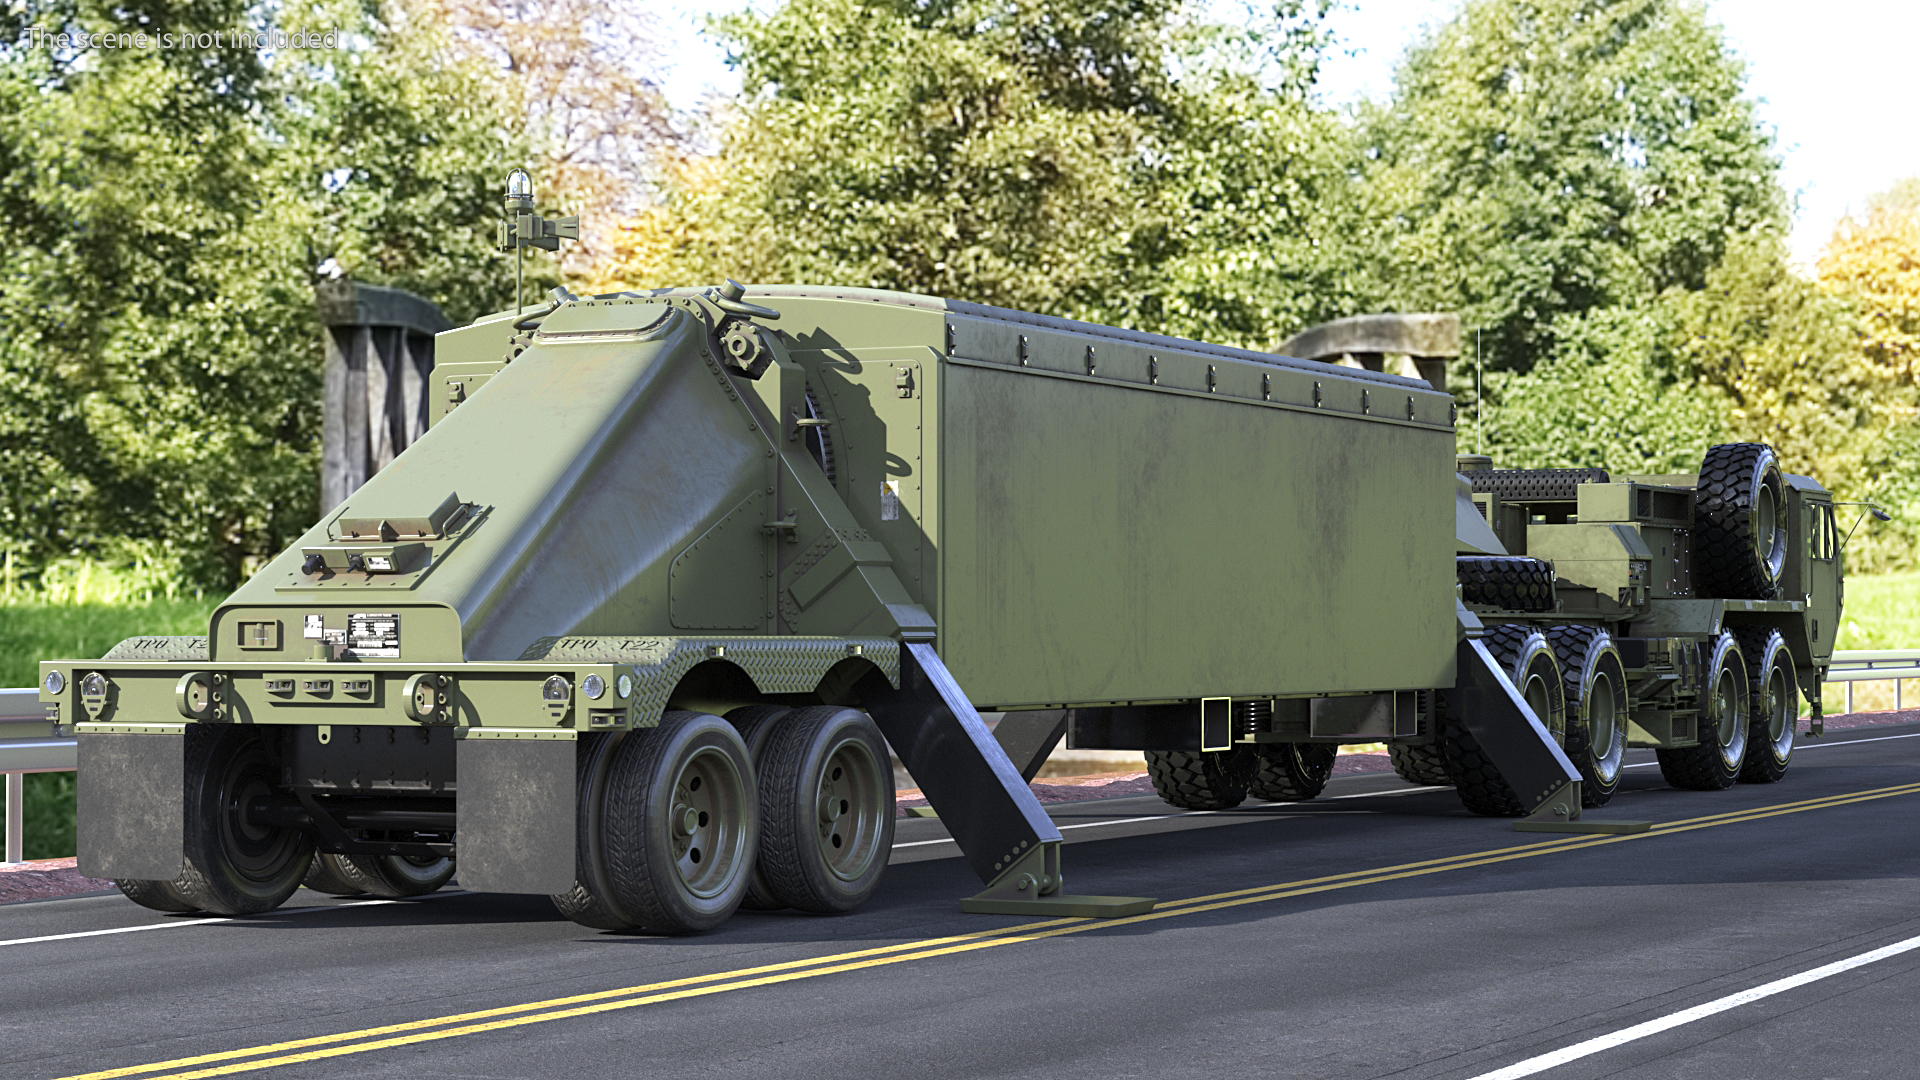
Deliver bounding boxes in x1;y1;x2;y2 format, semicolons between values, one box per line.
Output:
857;644;1153;917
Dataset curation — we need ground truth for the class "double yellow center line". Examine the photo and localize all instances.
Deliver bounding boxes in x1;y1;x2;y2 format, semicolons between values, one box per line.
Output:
59;780;1920;1080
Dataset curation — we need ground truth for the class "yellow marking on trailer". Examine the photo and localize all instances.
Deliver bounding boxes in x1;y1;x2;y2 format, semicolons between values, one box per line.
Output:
56;780;1920;1080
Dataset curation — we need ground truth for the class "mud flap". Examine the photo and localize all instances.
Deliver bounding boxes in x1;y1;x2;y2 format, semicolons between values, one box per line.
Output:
77;730;185;881
455;736;576;893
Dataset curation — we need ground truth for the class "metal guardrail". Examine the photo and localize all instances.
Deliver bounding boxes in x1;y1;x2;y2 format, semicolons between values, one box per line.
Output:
1826;649;1920;713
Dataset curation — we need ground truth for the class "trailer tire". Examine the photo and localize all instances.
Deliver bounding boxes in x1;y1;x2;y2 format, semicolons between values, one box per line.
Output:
324;854;455;898
1439;690;1526;817
601;711;758;934
1145;748;1254;810
115;878;200;913
1249;744;1337;801
755;707;894;914
1456;557;1557;612
1440;628;1569;816
1547;626;1627;807
302;854;365;897
726;705;795;911
1735;627;1797;783
173;726;314;916
551;731;639;931
1658;632;1750;790
1694;443;1789;600
1387;743;1452;787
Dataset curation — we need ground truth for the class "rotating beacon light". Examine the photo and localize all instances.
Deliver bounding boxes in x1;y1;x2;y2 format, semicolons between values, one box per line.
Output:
498;169;580;314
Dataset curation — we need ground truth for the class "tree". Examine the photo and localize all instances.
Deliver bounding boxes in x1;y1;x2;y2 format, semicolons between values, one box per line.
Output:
1357;0;1785;373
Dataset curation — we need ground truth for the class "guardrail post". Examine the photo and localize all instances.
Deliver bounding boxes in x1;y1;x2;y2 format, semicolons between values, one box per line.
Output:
4;771;21;865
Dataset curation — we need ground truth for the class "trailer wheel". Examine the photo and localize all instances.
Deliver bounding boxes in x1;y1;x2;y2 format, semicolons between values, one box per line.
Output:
601;711;758;934
726;705;795;911
1547;626;1627;807
1456;557;1557;611
1658;632;1750;790
302;854;365;897
755;707;894;913
1694;443;1789;600
320;854;455;898
114;878;200;913
1439;690;1525;817
1387;744;1452;787
173;726;314;916
1145;749;1254;810
1735;628;1797;784
552;731;639;931
1443;628;1569;816
1248;744;1336;801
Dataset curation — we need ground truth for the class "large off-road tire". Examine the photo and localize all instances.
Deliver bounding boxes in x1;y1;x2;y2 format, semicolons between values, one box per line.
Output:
1694;443;1789;600
302;853;365;897
1735;627;1798;784
173;726;314;916
317;854;455;898
1456;557;1558;612
601;711;758;934
1387;743;1451;787
1145;748;1255;810
551;731;637;931
754;707;894;914
114;878;199;913
1438;690;1525;817
1546;626;1628;807
726;705;794;911
1658;632;1750;790
1442;628;1569;817
1249;743;1337;801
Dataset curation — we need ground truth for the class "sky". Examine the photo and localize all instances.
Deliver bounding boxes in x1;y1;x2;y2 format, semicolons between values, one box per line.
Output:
655;0;1920;267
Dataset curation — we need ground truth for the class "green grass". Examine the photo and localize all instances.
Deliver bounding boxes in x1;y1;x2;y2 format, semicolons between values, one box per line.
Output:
1;598;217;860
1828;570;1920;714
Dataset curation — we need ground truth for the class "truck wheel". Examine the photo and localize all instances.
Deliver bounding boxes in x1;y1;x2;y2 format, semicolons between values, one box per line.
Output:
726;705;795;911
1658;632;1750;790
1694;443;1789;600
174;726;314;916
601;711;758;934
1487;626;1569;749
114;878;199;913
1456;557;1557;611
552;731;639;931
1387;743;1452;787
1546;626;1627;807
322;854;455;898
1735;627;1797;783
303;854;366;897
1439;690;1525;817
1249;744;1336;801
755;707;894;913
1145;748;1254;810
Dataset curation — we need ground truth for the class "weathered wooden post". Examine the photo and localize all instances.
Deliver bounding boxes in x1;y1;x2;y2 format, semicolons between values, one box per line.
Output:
315;280;452;512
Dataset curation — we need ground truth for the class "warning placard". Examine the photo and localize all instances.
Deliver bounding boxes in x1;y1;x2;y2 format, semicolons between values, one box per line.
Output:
346;612;400;658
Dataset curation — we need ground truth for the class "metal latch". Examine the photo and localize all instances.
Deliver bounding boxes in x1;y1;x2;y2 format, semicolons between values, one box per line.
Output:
895;367;915;398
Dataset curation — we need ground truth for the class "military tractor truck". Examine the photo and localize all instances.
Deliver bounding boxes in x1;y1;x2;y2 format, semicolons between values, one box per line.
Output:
35;281;1843;934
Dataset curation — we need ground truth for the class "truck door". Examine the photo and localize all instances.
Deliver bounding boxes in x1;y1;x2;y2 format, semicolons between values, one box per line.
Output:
1806;501;1841;664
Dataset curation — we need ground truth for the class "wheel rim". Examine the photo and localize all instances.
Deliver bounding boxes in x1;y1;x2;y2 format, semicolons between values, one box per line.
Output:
219;744;306;885
384;855;452;888
1713;667;1741;749
1521;671;1563;747
1763;662;1796;760
1585;670;1624;783
668;745;747;899
814;736;886;882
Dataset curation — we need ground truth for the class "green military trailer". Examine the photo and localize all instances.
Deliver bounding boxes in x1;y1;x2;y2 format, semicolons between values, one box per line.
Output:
33;280;1836;933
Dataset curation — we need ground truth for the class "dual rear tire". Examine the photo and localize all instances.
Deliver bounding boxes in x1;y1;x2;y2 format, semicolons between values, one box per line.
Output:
1144;743;1336;810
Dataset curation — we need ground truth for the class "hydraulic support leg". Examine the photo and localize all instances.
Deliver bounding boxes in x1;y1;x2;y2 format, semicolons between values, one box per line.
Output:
1446;639;1649;835
858;645;1152;917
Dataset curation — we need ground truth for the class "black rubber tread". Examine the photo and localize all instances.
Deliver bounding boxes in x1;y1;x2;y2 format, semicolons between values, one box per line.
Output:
1456;557;1557;611
302;854;366;897
1144;748;1255;810
171;726;313;916
754;707;894;913
1693;443;1787;600
1657;634;1750;790
1734;626;1796;784
1467;468;1610;502
332;855;455;898
1545;625;1627;808
1387;742;1452;786
1438;689;1526;817
726;705;794;911
1249;744;1337;801
1484;625;1568;746
114;877;200;912
601;711;758;935
550;731;638;931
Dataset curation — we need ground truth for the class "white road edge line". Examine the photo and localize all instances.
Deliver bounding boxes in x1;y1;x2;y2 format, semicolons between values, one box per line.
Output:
1464;932;1920;1080
1625;730;1920;768
0;898;403;948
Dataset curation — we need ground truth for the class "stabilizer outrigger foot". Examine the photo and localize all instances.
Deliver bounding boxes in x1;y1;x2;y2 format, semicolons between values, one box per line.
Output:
957;840;1155;918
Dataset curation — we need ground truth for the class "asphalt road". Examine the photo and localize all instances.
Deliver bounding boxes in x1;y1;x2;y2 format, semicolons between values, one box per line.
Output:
5;723;1919;1080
